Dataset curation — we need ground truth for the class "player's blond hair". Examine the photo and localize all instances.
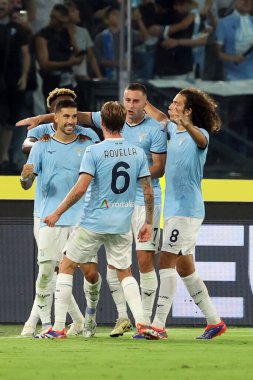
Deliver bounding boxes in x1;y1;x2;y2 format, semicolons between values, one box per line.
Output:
46;88;77;110
101;101;126;132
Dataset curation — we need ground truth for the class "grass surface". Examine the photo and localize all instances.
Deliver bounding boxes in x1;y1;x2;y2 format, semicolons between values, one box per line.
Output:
0;325;252;380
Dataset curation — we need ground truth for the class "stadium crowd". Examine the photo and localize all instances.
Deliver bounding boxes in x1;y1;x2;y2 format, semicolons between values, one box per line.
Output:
0;0;253;174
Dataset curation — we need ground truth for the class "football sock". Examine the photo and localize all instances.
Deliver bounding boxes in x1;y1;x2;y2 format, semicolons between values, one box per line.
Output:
83;273;102;316
35;261;56;326
24;301;40;328
26;270;57;328
140;270;158;324
106;268;128;319
182;271;220;325
68;294;85;324
121;276;144;325
152;268;177;329
53;273;73;331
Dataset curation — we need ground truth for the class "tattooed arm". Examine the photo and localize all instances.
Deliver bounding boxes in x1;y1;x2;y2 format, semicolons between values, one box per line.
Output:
44;173;93;227
138;176;154;242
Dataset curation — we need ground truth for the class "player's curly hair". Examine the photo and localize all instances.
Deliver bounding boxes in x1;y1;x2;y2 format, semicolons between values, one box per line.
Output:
46;88;77;110
179;87;221;134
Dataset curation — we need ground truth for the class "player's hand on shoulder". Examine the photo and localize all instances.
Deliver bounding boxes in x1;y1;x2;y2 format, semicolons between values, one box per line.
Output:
39;134;51;142
78;134;92;142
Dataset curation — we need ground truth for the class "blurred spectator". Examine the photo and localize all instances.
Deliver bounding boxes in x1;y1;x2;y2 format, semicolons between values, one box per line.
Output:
35;3;83;103
154;0;207;79
30;0;63;33
190;0;217;78
63;0;103;109
215;0;253;80
132;2;159;80
215;0;253;143
93;4;148;80
29;1;64;115
216;0;234;17
76;0;119;38
8;0;35;21
9;5;36;172
0;0;32;173
64;0;103;81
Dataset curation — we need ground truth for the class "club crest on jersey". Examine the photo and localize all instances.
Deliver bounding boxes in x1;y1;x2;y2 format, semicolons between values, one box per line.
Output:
138;133;147;142
75;148;85;156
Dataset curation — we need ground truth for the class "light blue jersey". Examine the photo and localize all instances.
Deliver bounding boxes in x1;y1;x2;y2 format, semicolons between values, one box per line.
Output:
27;123;100;217
79;138;150;234
91;111;167;206
27;123;100;142
27;136;94;226
164;122;209;219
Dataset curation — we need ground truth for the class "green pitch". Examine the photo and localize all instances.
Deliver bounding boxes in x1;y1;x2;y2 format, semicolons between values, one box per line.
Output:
0;325;252;380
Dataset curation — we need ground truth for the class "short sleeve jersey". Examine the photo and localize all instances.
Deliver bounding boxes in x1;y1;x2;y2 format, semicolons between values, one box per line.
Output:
27;136;93;226
91;111;167;206
79;138;150;234
164;121;209;219
27;123;100;217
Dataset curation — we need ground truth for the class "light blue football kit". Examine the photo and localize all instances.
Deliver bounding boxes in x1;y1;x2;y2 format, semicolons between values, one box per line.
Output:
91;112;167;206
164;121;209;220
27;136;94;226
27;124;100;218
78;138;150;234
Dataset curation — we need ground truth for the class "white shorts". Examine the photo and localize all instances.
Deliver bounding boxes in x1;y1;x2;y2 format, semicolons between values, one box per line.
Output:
131;204;161;251
34;216;40;245
37;226;76;263
65;226;132;269
161;216;203;255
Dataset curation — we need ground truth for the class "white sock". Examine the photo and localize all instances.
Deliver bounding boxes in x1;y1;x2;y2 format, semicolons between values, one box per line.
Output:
121;276;144;326
152;268;177;329
106;268;128;319
140;270;158;324
35;261;56;327
83;273;102;317
182;271;220;325
25;303;40;327
67;294;85;324
35;284;52;326
53;273;73;331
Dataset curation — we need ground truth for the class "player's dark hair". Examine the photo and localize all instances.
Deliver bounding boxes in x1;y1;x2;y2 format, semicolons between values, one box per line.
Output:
179;87;221;134
125;83;147;97
54;99;77;113
101;101;126;133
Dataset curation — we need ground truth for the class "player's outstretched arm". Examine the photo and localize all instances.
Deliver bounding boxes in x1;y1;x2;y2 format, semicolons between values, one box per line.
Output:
16;114;54;129
137;176;154;242
44;173;93;227
16;111;93;130
144;101;167;126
